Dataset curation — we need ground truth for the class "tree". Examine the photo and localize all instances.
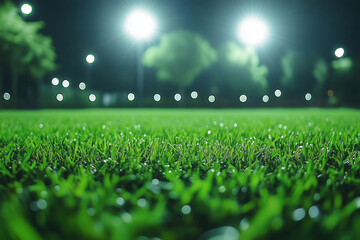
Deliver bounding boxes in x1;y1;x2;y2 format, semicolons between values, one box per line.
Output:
280;50;328;101
0;1;56;106
142;30;217;91
208;41;269;100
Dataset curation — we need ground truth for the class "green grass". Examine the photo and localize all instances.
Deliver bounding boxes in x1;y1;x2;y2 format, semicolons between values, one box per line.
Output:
1;109;360;240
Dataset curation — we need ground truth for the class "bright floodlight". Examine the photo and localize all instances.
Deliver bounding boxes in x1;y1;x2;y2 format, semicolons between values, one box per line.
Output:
305;93;312;101
51;78;59;86
21;3;32;15
262;95;269;103
237;16;269;46
79;82;86;90
89;94;96;102
86;54;95;64
174;93;181;102
335;48;344;58
124;9;157;41
154;94;161;102
239;95;247;103
62;80;70;88
191;91;198;99
128;93;135;101
208;95;215;103
3;92;10;101
56;94;63;102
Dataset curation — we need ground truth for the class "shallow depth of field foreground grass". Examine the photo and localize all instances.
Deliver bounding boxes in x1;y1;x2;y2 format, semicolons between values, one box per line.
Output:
1;109;360;240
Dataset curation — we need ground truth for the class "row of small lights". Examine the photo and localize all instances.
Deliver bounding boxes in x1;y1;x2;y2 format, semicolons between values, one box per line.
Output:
53;88;313;103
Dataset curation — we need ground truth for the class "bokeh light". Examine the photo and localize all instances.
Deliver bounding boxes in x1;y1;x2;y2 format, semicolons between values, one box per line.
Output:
128;93;135;101
174;93;182;102
79;82;86;90
3;92;10;101
86;54;95;64
154;93;161;102
21;3;32;15
327;90;334;97
262;95;269;103
191;91;198;99
208;95;215;103
62;80;70;88
274;89;282;97
51;78;59;86
89;94;96;102
56;94;63;102
237;16;269;46
239;95;247;103
335;48;344;58
305;93;312;101
124;9;157;41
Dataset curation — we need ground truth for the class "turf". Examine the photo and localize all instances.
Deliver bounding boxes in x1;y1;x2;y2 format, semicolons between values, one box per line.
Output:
1;109;360;240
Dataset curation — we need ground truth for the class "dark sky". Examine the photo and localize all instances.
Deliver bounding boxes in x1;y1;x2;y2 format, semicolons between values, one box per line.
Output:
13;0;360;92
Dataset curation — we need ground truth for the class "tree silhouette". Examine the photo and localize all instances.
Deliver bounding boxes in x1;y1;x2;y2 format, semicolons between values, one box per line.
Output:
142;30;217;92
0;1;56;106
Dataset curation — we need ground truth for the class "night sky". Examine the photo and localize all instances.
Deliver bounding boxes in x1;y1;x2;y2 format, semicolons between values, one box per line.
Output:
12;0;360;92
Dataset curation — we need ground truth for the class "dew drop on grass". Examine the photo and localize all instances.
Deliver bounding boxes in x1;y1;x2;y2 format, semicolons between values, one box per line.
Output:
37;199;47;210
207;130;211;135
314;193;321;201
219;186;226;193
87;208;95;216
137;198;147;207
234;123;238;127
292;208;306;221
152;179;159;185
39;124;43;128
121;212;132;223
241;187;248;193
116;197;125;206
181;205;191;215
355;197;360;208
308;206;320;218
240;218;250;231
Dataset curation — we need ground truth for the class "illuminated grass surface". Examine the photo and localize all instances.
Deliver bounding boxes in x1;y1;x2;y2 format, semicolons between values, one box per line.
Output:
1;109;360;240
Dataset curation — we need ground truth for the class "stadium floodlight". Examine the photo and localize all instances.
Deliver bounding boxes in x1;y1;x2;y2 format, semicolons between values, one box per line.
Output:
334;48;344;58
21;3;32;15
237;16;269;46
124;9;157;41
124;8;158;107
86;54;95;64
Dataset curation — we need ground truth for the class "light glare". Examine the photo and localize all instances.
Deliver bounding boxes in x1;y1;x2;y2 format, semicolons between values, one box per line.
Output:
262;95;269;103
3;92;10;101
239;95;247;103
56;94;63;102
208;95;215;103
238;16;269;46
124;9;157;40
154;94;161;102
275;89;282;97
79;82;86;90
128;93;135;101
174;93;181;102
89;94;96;102
51;78;59;86
62;80;70;88
191;91;198;99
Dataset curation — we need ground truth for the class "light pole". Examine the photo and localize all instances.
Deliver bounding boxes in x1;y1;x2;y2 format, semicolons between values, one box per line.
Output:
124;9;157;107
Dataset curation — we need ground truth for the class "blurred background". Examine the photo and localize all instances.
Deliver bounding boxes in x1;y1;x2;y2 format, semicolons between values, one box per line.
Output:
0;0;359;109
